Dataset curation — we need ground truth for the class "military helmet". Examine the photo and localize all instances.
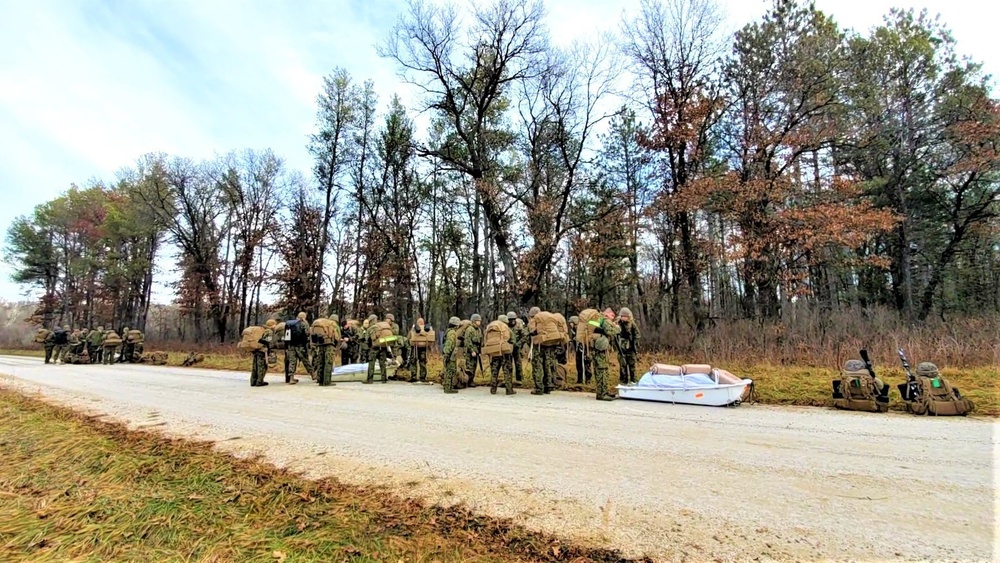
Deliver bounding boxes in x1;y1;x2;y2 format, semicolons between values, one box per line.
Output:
843;359;866;372
367;314;378;323
618;307;633;320
471;313;482;322
266;319;277;328
916;362;940;377
330;314;339;323
297;312;307;321
528;306;540;318
498;314;508;323
506;311;517;320
63;324;70;330
386;313;394;321
448;316;461;327
97;326;104;331
569;315;579;324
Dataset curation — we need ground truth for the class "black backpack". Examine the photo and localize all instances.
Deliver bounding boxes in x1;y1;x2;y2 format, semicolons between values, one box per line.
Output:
53;329;68;345
286;319;308;346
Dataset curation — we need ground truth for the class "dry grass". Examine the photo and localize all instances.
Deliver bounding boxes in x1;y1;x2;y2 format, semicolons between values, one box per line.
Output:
0;389;643;563
3;347;996;417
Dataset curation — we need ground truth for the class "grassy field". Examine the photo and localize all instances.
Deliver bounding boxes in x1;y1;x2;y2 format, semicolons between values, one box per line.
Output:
0;389;640;562
2;347;996;417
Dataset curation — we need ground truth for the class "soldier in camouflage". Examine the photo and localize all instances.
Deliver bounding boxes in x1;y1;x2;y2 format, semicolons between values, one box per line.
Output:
464;314;483;388
489;315;517;395
285;312;313;384
441;317;460;394
408;317;431;383
617;307;641;385
340;319;357;365
589;308;621;401
251;319;276;387
365;314;388;384
527;308;558;395
507;311;528;384
43;328;55;364
568;315;588;385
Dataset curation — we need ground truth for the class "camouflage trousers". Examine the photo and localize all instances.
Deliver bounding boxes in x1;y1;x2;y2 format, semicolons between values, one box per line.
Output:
590;350;613;399
464;349;481;387
575;345;588;384
103;345;118;365
620;351;638;385
409;347;428;382
285;345;312;382
442;353;457;392
530;345;558;393
251;351;268;386
366;347;388;383
511;347;524;382
489;355;514;393
52;345;66;363
87;343;101;363
44;346;54;364
315;344;335;386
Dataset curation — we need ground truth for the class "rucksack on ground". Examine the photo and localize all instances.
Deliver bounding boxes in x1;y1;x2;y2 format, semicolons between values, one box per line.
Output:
409;326;436;349
238;326;268;352
310;318;338;344
574;309;603;347
370;321;397;348
285;319;309;346
529;312;565;346
832;363;889;413
482;321;513;356
899;375;974;416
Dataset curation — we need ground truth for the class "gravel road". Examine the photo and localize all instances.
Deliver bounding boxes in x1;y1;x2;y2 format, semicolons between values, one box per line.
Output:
0;355;994;562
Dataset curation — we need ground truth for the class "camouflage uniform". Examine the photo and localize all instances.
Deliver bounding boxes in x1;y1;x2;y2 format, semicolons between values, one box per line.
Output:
358;319;371;367
102;331;121;365
464;315;483;388
52;325;71;364
119;327;133;363
507;312;528;384
568;316;588;384
441;318;460;393
341;322;357;365
489;315;517;395
43;329;55;364
526;308;558;395
408;320;431;383
365;315;388;384
617;308;641;385
590;311;621;401
251;321;275;387
88;327;105;364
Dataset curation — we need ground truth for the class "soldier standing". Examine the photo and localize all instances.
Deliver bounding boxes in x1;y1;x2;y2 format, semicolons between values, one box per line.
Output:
568;315;588;385
507;311;528;384
329;314;342;366
311;316;337;387
408;317;431;383
527;308;558;395
358;316;373;370
463;314;483;387
250;319;276;387
617;308;640;385
365;314;388;384
102;329;122;365
88;326;105;364
42;328;55;364
442;317;460;394
340;319;356;365
489;315;517;395
589;308;621;401
285;312;313;384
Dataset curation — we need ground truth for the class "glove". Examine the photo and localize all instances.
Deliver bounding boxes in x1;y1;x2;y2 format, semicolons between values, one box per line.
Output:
529;330;538;336
593;326;606;336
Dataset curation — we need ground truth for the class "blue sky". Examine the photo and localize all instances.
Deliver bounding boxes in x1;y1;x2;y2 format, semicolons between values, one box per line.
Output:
1;0;995;303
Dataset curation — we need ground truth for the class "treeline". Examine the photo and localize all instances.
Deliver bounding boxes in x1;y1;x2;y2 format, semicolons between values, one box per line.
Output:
5;0;999;355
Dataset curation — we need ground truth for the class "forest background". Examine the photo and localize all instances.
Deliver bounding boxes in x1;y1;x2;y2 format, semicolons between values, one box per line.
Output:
3;0;998;370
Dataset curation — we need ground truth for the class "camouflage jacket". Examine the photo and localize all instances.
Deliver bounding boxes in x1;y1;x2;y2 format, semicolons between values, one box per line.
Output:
442;327;458;356
618;320;640;353
511;320;530;350
87;329;105;347
464;324;483;352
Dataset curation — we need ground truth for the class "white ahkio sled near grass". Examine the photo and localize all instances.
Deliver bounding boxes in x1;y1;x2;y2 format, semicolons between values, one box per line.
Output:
329;359;401;383
616;364;754;407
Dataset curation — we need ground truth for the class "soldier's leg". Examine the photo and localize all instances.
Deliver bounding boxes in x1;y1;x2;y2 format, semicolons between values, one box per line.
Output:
489;357;500;393
530;349;544;395
594;352;606;398
378;348;387;382
286;349;298;382
543;346;557;393
465;351;477;387
44;346;53;364
503;355;515;394
365;347;376;383
326;346;337;384
626;352;637;384
575;346;585;384
250;353;259;386
443;355;456;393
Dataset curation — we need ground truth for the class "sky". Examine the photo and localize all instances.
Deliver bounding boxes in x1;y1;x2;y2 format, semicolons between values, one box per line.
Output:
1;0;995;304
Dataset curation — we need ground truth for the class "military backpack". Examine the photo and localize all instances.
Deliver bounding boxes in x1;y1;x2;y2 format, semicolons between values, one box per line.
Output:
832;368;888;413
238;326;268;352
899;375;974;416
310;318;338;345
34;329;51;344
409;326;435;349
370;321;398;348
529;312;565;346
482;321;513;356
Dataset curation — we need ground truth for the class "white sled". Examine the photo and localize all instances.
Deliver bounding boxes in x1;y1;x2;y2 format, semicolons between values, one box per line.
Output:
617;364;753;407
330;361;398;383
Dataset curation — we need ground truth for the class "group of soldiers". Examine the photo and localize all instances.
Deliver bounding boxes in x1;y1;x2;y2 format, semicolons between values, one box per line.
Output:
35;325;144;365
244;305;641;401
